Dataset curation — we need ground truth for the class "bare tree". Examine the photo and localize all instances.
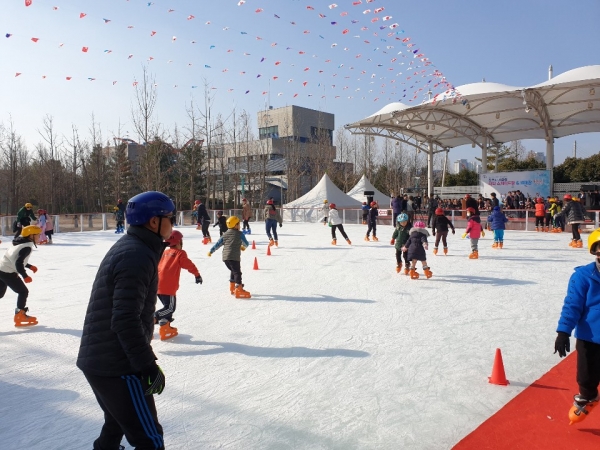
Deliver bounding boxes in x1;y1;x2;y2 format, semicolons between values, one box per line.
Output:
38;114;62;212
131;65;158;144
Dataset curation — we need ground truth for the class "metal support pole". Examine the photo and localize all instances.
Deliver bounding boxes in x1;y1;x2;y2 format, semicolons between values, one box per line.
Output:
547;136;555;195
427;140;434;197
481;135;488;174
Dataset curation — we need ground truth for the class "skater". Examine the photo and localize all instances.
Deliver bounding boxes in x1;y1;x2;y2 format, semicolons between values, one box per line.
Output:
554;228;600;425
264;199;283;247
242;198;252;234
534;197;546;232
487;206;508;248
207;216;251;299
328;203;351;245
44;211;54;244
462;207;484;259
426;194;438;228
196;199;212;243
391;195;402;225
365;201;379;242
361;202;370;225
37;209;49;244
77;191;174;450
0;225;41;327
558;194;587;248
113;206;125;234
14;202;36;237
156;230;203;340
401;220;432;279
321;200;329;226
464;194;480;215
391;213;411;274
431;207;455;255
213;211;228;237
191;200;200;225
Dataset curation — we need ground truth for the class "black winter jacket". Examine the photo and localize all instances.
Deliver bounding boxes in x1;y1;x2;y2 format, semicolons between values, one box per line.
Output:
431;214;455;235
77;226;165;377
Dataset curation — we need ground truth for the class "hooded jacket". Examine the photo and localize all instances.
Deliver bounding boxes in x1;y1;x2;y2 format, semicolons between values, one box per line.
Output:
486;208;509;230
465;215;483;239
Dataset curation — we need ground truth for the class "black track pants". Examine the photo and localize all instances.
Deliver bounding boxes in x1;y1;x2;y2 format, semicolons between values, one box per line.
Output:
576;339;600;401
0;271;29;309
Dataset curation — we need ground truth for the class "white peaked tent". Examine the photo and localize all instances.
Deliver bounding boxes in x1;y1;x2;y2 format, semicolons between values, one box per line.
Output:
283;173;363;222
346;174;390;206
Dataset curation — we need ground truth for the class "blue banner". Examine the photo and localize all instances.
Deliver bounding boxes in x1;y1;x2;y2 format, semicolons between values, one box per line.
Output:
479;170;552;200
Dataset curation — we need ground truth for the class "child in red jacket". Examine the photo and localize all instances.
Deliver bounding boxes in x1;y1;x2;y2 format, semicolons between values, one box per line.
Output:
156;230;202;340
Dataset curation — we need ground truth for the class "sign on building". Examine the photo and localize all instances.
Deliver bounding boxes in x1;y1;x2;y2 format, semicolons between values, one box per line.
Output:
480;170;552;199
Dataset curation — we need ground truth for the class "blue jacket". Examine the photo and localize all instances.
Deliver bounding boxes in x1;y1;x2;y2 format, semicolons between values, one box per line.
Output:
486;209;508;230
557;262;600;344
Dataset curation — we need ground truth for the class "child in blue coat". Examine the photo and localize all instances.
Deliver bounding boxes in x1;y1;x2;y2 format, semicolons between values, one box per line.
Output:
486;206;508;249
554;228;600;424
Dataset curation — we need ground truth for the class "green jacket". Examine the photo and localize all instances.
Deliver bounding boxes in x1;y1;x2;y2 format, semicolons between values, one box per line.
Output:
392;224;411;250
16;206;36;225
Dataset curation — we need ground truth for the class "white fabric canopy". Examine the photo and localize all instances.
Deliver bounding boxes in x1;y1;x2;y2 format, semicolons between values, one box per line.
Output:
283;173;362;222
346;174;390;205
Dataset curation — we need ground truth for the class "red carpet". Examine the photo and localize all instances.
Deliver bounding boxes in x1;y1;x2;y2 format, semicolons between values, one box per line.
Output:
454;352;600;450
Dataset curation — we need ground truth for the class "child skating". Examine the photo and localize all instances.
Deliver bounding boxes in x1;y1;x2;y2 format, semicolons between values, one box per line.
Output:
431;208;455;255
365;201;379;242
328;203;351;245
534;197;546;232
401;220;432;279
213;211;228;237
264;199;283;247
558;194;587;248
391;213;411;274
554;228;600;425
321;200;329;226
156;230;203;340
487;206;508;248
113;206;125;234
0;225;42;326
208;216;251;299
462;207;484;259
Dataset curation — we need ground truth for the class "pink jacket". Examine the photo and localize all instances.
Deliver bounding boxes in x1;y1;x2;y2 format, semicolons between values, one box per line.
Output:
465;217;483;239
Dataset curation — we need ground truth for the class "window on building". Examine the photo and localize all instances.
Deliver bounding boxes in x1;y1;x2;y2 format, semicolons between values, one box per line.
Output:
310;127;333;145
259;126;279;140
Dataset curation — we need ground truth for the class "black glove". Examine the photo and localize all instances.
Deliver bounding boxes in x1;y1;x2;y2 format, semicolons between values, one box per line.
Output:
195;275;203;284
452;229;455;235
554;332;570;358
141;363;165;395
279;223;282;228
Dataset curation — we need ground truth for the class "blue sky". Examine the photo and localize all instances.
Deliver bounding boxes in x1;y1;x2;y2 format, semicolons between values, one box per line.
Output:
1;0;599;165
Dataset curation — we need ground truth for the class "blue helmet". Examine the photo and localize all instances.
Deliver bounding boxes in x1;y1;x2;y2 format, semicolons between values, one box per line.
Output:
397;213;409;222
126;191;175;226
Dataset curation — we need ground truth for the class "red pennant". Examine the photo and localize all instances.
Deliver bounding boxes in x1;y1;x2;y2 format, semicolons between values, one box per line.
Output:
81;47;89;52
79;12;86;19
25;0;32;6
31;37;39;42
15;72;22;77
66;77;72;80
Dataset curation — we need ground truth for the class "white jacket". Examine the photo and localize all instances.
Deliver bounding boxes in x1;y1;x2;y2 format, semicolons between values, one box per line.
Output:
328;208;342;226
0;242;34;275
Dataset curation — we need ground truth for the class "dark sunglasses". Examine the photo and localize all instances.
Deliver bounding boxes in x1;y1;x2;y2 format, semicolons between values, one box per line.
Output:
161;215;176;225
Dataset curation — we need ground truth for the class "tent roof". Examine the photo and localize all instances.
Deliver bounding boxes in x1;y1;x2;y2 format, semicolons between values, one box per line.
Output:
346;175;390;205
345;65;600;151
284;173;363;209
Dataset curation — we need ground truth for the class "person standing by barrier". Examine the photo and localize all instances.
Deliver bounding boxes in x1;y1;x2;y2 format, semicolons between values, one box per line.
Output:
242;198;252;234
391;195;402;225
426;194;438;228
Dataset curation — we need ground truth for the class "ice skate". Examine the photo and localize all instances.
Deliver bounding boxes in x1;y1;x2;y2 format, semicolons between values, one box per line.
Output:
410;268;419;279
364;236;370;242
235;284;251;299
196;224;201;230
372;236;379;242
274;240;279;247
433;248;438;255
268;238;274;247
569;395;598;425
443;247;448;255
230;281;236;296
575;240;583;248
14;307;38;327
404;268;410;275
159;320;178;341
423;266;433;279
492;242;498;248
247;228;251;235
569;240;575;247
396;264;402;273
202;237;209;245
469;250;479;259
332;239;337;245
535;227;540;232
499;242;503;249
346;239;352;245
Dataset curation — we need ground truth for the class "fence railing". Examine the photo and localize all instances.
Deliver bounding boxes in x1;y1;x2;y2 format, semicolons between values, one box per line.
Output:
1;208;598;237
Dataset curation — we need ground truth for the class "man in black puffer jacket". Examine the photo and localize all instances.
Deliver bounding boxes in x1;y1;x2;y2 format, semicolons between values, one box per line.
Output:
77;191;175;450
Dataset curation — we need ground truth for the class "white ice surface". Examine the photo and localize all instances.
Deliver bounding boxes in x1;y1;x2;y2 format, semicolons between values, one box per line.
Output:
0;223;589;450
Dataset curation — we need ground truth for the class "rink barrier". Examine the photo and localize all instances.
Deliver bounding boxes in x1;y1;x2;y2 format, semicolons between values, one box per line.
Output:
0;208;598;236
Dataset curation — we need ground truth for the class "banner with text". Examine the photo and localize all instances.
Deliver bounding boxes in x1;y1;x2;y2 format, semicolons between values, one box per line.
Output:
479;170;551;200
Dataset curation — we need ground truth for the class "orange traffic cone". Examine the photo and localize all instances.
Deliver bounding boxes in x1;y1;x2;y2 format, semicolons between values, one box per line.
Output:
252;240;256;250
488;348;509;386
253;257;259;270
267;245;271;256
